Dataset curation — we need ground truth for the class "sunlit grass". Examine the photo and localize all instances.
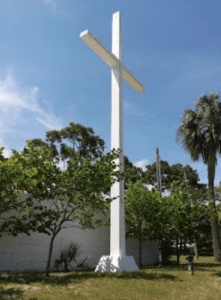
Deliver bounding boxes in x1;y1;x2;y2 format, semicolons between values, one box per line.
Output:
1;256;221;300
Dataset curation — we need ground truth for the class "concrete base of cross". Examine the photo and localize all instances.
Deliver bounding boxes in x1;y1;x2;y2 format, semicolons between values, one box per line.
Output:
95;254;139;273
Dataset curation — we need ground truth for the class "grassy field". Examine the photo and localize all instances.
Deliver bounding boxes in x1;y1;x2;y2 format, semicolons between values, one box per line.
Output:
0;256;221;300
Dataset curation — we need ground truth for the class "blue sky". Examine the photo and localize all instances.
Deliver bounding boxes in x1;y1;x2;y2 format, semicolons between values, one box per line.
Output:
0;0;221;189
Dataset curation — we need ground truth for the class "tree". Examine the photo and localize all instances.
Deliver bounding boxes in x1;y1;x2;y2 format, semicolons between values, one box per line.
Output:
0;146;24;212
0;146;19;216
141;159;208;254
0;139;124;275
40;147;123;275
121;153;209;265
0;122;127;272
125;178;210;267
25;121;130;198
176;92;221;262
0;142;63;238
26;121;106;169
125;181;163;268
167;181;210;264
141;160;207;197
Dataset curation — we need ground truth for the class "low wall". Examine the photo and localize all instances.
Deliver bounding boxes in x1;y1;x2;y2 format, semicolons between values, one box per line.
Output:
0;193;159;273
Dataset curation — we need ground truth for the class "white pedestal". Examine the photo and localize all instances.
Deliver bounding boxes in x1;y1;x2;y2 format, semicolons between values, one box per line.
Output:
95;254;139;273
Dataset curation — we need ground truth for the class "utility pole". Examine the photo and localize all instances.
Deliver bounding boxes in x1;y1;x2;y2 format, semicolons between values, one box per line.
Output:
156;147;163;266
155;147;162;196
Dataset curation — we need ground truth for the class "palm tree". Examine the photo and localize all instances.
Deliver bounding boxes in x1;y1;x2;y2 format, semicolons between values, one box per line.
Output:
176;92;221;262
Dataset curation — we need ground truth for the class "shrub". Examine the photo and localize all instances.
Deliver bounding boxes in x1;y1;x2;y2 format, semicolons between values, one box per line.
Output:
54;242;89;272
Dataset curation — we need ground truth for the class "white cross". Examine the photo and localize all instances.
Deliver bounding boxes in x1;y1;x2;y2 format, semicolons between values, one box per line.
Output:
80;11;145;272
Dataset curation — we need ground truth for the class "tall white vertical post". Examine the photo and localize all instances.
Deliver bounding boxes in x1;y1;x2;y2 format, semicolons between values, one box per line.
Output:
110;11;125;258
80;10;145;273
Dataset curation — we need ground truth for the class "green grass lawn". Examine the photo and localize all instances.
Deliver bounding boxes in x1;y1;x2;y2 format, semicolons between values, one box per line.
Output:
1;256;221;300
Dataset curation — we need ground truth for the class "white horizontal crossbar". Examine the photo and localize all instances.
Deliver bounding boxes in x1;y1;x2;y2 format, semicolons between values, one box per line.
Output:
80;30;145;93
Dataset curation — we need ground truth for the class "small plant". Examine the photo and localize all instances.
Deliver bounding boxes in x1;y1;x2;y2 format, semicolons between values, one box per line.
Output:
54;242;89;272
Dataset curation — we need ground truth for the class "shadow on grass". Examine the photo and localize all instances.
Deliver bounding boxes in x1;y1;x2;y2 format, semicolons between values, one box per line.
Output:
0;285;25;300
2;260;221;299
1;257;221;299
0;268;183;288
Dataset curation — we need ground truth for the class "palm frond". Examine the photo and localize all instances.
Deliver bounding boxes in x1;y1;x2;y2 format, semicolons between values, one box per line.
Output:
176;93;221;165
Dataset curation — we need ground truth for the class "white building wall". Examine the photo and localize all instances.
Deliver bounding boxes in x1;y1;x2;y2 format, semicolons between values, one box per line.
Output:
0;192;159;273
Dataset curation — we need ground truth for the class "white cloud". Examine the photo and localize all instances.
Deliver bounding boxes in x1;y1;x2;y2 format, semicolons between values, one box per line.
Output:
40;0;72;18
0;140;12;159
0;70;63;161
143;183;155;191
42;0;57;11
134;158;149;171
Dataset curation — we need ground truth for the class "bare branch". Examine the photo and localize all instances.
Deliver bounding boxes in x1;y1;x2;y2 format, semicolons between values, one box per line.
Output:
51;190;65;210
50;197;60;212
62;195;72;219
65;206;77;221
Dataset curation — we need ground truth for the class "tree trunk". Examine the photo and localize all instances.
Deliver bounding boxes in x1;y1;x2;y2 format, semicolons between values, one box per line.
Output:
192;232;198;260
46;234;56;276
162;239;165;266
158;239;162;267
180;238;183;252
184;237;187;252
176;235;180;267
194;238;198;260
159;239;167;267
210;217;221;261
208;160;221;262
139;239;142;269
